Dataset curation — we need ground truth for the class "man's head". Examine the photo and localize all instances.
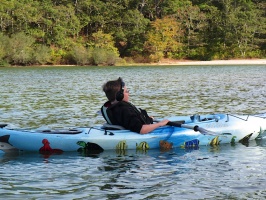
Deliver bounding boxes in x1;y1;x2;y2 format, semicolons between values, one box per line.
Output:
103;77;129;102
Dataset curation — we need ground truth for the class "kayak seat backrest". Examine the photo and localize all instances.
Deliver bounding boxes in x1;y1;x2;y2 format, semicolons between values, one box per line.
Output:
102;123;126;130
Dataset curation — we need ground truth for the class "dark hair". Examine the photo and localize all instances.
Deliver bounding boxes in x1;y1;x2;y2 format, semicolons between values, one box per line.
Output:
102;77;123;102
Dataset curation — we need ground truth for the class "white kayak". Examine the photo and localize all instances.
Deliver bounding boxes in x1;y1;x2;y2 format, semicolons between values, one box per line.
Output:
0;113;265;154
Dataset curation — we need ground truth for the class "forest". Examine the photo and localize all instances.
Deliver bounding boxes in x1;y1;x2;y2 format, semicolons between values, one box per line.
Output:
0;0;265;66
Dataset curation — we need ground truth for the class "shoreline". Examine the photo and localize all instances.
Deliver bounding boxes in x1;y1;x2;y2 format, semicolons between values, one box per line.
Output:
153;59;266;66
3;59;266;67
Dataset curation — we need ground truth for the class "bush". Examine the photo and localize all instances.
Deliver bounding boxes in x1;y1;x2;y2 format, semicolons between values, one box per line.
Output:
245;50;264;58
0;60;10;67
50;47;67;65
0;32;52;66
149;52;164;62
6;32;35;65
132;55;151;63
92;48;106;65
71;45;91;65
105;51;119;66
187;47;211;61
92;48;119;66
32;45;51;65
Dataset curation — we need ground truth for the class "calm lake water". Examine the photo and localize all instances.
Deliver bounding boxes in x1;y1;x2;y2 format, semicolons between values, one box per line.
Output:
0;65;266;199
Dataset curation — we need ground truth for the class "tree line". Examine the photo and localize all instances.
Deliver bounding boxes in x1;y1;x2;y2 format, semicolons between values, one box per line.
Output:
0;0;265;66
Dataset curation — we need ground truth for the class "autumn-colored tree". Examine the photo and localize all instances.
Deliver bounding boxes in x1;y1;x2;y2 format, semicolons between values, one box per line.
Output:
144;16;183;62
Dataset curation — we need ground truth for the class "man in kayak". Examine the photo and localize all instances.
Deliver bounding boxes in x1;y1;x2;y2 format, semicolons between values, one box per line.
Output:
101;77;169;134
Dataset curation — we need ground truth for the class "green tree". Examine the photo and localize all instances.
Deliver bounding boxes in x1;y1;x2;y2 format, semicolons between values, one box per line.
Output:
0;0;16;33
200;0;265;59
12;0;41;32
250;0;266;55
37;1;81;47
162;0;192;16
175;3;207;59
0;33;8;59
73;0;93;37
76;0;150;57
136;0;191;20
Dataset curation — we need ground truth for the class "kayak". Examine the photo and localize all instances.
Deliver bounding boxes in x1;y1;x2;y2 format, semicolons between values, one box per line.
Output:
0;113;265;154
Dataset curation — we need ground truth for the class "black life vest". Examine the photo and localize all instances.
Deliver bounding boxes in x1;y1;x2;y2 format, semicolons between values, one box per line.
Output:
101;101;153;125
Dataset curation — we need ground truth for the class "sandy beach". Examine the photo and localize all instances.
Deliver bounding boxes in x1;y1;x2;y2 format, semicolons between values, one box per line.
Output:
155;59;266;66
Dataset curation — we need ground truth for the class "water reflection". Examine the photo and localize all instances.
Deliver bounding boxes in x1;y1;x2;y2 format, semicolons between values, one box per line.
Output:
0;140;266;199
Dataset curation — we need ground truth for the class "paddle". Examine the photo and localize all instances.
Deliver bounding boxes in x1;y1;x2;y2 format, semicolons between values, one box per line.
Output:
166;121;217;136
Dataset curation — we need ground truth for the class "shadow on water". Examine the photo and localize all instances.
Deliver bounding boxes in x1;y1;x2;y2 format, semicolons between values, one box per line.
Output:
0;145;204;164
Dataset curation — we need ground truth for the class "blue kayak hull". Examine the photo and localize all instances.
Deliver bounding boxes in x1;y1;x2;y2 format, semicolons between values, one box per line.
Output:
0;114;265;154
